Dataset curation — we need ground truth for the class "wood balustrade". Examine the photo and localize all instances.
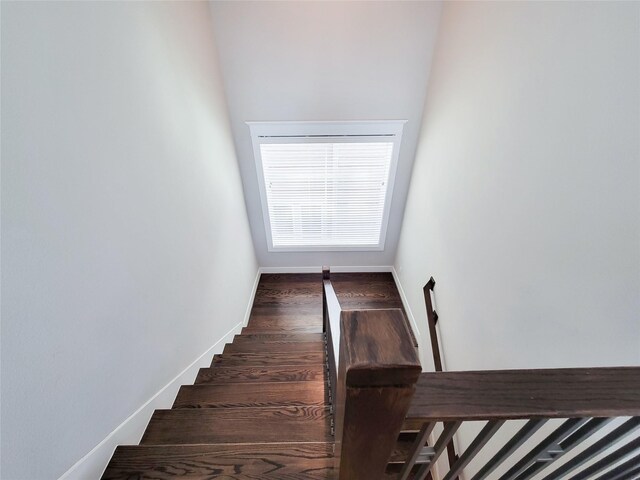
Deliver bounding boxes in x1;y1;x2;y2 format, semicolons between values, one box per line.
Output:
400;367;640;480
322;267;640;480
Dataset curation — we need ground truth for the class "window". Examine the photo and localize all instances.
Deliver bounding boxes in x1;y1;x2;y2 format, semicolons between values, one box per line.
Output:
249;121;404;251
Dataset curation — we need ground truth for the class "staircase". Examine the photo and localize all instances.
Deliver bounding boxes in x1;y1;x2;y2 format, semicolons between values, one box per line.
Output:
102;274;336;479
102;271;640;479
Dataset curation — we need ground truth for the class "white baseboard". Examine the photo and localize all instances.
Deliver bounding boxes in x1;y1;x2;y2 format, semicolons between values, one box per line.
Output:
258;265;393;274
331;265;393;273
58;321;243;480
243;269;262;327
390;267;422;351
259;266;321;273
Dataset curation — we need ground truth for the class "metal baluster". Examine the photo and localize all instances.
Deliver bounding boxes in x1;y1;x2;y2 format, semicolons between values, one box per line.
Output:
569;436;640;480
594;452;640;480
543;417;640;480
498;418;590;480
472;419;547;480
513;417;611;480
398;423;436;480
414;421;462;480
443;420;505;480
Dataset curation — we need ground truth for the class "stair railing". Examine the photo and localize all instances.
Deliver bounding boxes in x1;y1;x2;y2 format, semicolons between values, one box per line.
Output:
398;366;640;480
323;267;422;479
411;278;640;479
323;267;640;480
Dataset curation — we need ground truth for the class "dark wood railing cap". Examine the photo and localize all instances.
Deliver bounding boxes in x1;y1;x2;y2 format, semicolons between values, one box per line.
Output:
407;366;640;422
340;309;421;388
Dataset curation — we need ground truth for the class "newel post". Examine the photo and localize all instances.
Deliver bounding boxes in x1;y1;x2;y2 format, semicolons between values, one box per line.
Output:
334;309;421;479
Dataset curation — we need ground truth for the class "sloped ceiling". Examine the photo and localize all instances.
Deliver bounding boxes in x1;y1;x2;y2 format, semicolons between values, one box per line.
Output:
209;1;442;268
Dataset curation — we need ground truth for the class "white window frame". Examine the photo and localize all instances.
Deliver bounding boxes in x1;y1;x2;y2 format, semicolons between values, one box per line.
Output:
248;120;405;252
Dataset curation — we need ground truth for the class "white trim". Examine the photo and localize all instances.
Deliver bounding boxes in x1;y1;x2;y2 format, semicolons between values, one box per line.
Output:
248;120;406;252
246;120;407;135
258;265;393;274
391;267;422;356
58;321;243;480
259;266;321;274
330;265;393;273
242;269;262;327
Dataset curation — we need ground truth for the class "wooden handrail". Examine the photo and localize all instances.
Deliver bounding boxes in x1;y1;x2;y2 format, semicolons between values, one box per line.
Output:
406;367;640;423
400;368;640;480
423;276;443;372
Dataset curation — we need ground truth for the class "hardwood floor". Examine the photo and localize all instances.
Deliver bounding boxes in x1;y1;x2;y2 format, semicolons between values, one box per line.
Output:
102;272;414;479
331;272;417;346
195;365;326;384
331;272;405;311
102;444;335;480
140;406;332;444
173;382;327;408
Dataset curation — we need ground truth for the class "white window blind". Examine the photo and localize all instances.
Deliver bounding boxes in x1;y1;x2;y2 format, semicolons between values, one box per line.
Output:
249;120;405;251
260;141;394;248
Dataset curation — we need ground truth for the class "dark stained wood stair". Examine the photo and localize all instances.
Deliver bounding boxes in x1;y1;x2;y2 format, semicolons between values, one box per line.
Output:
103;272;415;479
173;382;327;408
140;406;331;444
194;365;326;384
211;351;325;366
102;273;335;479
222;340;325;354
102;443;334;480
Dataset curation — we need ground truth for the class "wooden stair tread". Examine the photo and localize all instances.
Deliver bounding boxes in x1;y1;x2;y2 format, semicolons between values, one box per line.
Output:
196;366;326;384
247;318;322;333
173;382;327;408
102;443;335;479
247;317;322;328
257;273;322;284
250;308;322;320
233;333;325;343
224;341;324;354
141;406;332;444
249;312;322;323
211;352;325;367
249;310;322;318
242;326;323;334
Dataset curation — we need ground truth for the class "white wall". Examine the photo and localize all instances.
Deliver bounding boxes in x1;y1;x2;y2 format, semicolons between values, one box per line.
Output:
1;2;258;478
210;1;442;268
395;1;640;372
